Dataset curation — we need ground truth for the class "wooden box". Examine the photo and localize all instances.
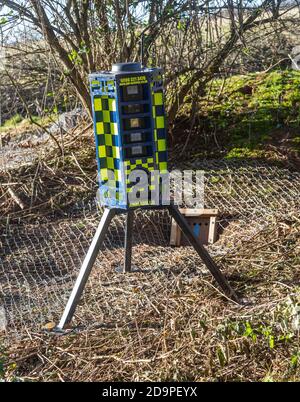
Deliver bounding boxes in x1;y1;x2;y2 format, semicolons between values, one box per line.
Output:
170;208;218;246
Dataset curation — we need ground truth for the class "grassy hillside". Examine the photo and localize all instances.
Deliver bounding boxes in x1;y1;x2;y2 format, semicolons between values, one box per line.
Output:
175;70;300;160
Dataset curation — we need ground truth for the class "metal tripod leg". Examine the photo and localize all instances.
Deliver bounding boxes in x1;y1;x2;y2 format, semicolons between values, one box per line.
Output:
57;208;116;329
124;210;134;273
168;204;240;303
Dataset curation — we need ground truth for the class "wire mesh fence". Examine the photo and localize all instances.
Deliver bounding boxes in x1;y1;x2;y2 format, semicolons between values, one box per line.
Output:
1;159;300;338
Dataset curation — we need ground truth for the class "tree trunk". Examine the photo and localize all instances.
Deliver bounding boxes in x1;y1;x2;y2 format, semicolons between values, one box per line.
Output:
30;0;92;117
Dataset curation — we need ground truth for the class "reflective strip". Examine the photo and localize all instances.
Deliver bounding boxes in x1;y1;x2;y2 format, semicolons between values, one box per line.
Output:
100;168;109;181
154;92;163;105
108;98;116;111
103;110;110;122
98;145;106;157
94;98;102;111
110;122;117;135
96;122;104;134
159;162;167;170
114;170;121;181
107;157;114;169
158;139;166;151
105;134;112;146
112;146;120;158
156;116;165;129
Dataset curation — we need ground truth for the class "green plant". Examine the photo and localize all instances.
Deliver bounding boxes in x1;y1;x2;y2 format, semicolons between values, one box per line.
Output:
225;148;266;159
184;70;300;157
0;345;6;380
2;113;23;127
290;352;300;369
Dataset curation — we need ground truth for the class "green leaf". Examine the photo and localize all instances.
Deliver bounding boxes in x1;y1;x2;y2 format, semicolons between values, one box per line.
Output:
291;353;299;368
216;346;227;367
0;17;8;25
269;335;275;349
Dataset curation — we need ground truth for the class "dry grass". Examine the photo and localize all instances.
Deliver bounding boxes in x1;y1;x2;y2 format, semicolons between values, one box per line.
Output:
1;211;299;382
1;126;300;382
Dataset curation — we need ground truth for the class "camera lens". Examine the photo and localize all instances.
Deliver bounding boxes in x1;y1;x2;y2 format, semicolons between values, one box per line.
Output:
130;132;143;142
122;84;143;101
131;145;143;155
123;104;143;114
126;85;139;95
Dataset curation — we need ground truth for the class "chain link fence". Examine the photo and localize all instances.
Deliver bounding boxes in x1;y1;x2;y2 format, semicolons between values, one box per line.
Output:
1;159;300;337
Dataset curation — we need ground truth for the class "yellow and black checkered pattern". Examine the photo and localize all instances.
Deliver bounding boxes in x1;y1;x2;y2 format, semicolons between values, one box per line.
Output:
94;94;123;201
91;79;115;93
151;87;168;171
124;157;155;188
124;157;157;207
90;67;168;208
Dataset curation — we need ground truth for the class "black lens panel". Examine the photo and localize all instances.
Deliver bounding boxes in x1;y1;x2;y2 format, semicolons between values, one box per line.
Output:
122;84;143;101
123;132;148;144
122;104;144;114
124;145;149;158
123;117;146;131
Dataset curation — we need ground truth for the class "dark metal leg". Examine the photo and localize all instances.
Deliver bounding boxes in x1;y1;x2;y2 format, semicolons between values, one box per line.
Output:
168;205;240;303
57;208;116;329
124;210;134;273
